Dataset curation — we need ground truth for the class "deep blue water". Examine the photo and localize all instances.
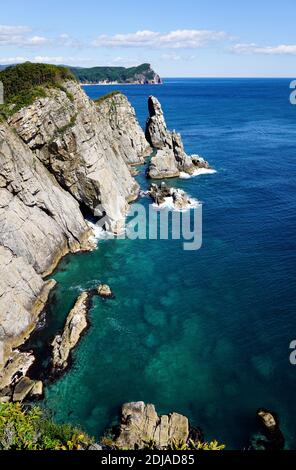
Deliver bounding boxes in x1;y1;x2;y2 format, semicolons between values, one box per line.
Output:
34;79;296;449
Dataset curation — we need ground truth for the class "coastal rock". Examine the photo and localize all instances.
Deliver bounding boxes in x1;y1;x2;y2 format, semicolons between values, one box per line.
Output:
0;73;150;389
51;292;90;371
250;408;285;450
97;284;113;298
0;350;35;391
149;183;192;210
147;148;180;179
30;380;43;397
146;96;211;178
96;92;151;165
9;82;147;232
115;402;189;450
12;376;35;402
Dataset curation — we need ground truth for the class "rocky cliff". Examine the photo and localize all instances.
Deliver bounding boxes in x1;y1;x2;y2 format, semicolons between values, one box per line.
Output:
0;66;149;390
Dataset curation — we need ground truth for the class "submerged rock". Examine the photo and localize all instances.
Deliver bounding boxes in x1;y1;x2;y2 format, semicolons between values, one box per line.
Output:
115;402;190;450
146;96;211;179
51;292;90;371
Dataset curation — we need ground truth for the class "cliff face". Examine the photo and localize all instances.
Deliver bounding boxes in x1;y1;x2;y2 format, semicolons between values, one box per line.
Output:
0;82;148;382
9;83;149;231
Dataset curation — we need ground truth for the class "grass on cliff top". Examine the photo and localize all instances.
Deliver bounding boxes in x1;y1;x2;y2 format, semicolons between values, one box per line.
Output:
0;62;76;118
94;90;122;105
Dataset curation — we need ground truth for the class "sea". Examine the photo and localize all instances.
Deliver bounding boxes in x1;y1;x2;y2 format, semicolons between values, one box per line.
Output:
27;78;296;449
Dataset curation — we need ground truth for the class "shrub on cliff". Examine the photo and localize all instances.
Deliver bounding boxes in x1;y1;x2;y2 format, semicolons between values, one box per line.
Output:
0;62;75;116
0;403;92;450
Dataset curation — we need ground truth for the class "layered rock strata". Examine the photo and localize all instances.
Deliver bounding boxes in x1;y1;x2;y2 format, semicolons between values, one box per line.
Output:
0;80;149;391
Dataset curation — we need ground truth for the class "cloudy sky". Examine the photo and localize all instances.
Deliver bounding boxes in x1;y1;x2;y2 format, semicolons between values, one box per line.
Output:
0;0;295;77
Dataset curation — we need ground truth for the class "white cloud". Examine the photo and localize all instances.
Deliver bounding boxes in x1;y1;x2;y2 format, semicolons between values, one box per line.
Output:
92;29;229;49
0;56;95;65
232;43;296;55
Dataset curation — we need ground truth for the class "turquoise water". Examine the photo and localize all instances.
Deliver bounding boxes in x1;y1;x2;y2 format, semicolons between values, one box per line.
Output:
29;79;296;449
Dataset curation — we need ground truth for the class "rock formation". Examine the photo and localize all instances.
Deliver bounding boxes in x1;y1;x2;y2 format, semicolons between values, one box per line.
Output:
51;292;90;371
149;182;194;210
146;96;210;178
97;284;113;298
0;70;149;392
115;402;190;450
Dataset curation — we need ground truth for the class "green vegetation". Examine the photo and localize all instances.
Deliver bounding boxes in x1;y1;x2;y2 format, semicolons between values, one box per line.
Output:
71;63;158;84
0;403;92;450
0;62;75;117
94;91;122;105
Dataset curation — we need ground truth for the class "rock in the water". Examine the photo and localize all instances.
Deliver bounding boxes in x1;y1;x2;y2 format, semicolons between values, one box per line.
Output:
148;148;180;179
115;401;189;450
149;183;192;210
146;96;211;178
250;408;285;450
12;376;35;402
97;284;113;298
52;292;90;371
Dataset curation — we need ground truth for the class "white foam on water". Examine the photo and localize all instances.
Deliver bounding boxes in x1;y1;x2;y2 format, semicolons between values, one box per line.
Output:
180;168;217;179
152;195;201;212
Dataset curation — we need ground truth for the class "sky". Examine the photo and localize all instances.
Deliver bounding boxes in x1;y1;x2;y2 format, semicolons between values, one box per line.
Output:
0;0;295;77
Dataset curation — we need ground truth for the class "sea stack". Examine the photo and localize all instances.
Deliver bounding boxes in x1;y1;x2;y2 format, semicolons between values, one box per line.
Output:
145;96;210;179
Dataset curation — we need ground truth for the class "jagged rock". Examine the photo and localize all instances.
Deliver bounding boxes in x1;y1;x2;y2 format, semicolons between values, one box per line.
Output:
97;284;113;298
115;402;189;450
0;350;35;391
149;183;192;210
96;93;151;165
0;79;149;388
12;376;35;402
146;96;210;178
9;82;147;232
52;292;90;371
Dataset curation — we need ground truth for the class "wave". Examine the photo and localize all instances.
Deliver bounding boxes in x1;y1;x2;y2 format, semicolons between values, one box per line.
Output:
180;168;217;179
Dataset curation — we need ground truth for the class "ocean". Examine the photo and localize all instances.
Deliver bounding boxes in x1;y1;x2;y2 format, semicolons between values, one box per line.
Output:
28;78;296;449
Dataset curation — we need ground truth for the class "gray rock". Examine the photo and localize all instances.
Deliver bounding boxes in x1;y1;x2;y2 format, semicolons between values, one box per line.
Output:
52;291;89;371
30;380;43;397
146;96;211;178
0;82;149;388
115;401;189;450
0;350;35;390
12;376;35;402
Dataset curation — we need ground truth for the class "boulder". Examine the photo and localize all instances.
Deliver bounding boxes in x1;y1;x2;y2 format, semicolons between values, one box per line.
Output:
115;401;190;450
12;377;35;402
51;292;89;371
30;380;43;397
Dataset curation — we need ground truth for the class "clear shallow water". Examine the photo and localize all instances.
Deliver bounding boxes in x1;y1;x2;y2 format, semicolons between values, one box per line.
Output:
30;79;296;449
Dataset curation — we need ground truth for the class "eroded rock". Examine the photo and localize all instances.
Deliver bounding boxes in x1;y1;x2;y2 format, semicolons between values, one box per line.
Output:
115;402;190;450
97;284;113;298
146;96;211;179
52;292;90;371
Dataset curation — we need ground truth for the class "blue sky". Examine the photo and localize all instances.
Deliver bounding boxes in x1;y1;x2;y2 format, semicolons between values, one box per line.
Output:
0;0;295;76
